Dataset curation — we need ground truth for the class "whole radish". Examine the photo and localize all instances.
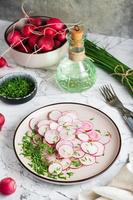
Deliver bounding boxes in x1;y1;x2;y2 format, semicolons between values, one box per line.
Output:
0;113;5;130
46;18;64;31
28;34;40;49
0;177;16;195
0;57;8;68
28;17;42;26
21;24;35;37
54;40;61;48
17;44;31;53
57;30;66;42
43;28;56;37
7;30;22;46
37;36;54;52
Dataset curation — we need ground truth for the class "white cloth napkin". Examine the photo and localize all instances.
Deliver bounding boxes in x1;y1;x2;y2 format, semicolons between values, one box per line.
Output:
78;153;133;200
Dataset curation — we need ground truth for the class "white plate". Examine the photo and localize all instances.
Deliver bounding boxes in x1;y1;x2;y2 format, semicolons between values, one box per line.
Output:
13;102;121;185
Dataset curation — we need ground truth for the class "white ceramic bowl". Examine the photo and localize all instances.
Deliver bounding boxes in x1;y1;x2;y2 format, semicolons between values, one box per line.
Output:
4;16;68;70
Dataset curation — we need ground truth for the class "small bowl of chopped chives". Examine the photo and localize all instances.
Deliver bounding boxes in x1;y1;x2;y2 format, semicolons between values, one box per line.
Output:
0;72;37;104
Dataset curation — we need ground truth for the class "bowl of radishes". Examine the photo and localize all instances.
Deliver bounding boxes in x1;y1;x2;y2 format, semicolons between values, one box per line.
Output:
4;16;68;69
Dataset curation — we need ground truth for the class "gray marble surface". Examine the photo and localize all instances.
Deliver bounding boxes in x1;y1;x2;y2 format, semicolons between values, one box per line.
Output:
0;20;133;200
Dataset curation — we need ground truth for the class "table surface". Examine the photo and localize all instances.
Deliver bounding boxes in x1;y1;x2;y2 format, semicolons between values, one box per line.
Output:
0;20;133;200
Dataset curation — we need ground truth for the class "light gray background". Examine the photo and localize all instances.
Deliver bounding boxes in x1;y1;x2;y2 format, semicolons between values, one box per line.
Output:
0;0;133;38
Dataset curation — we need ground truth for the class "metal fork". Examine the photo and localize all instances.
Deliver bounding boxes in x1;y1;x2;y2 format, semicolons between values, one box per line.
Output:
100;84;133;132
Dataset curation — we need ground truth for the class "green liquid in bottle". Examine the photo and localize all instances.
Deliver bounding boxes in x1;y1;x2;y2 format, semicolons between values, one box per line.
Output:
55;25;96;93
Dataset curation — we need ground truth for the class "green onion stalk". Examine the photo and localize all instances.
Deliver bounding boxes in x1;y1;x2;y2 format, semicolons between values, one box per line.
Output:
84;39;133;96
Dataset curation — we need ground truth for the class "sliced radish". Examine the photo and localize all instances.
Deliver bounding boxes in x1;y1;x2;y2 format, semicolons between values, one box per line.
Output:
37;120;50;128
48;162;62;175
38;125;47;136
80;154;96;166
73;149;85;158
70;159;82;169
59;158;71;170
77;133;89;142
81;121;93;131
58;115;73;126
81;142;98;154
73;120;82;128
56;140;73;151
63;111;78;121
58;144;74;158
76;128;84;135
72;138;81;148
99;134;111;145
48;110;62;121
59;127;75;140
92;142;105;156
29;118;38;130
44;130;60;144
49;121;59;130
88;130;101;141
57;125;63;132
46;154;56;163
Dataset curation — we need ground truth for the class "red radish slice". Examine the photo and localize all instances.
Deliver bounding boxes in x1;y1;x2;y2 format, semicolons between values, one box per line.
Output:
45;130;60;144
81;142;98;154
59;158;71;170
49;122;58;130
81;121;93;131
88;130;101;141
58;144;74;158
59;128;75;140
63;111;78;121
38;125;47;136
72;138;81;148
58;115;73;125
37;120;50;128
92;142;105;156
57;125;63;132
77;133;89;142
46;154;56;163
76;128;84;135
56;140;73;151
48;110;62;121
29;118;38;130
99;134;111;145
73;149;85;158
80;154;96;166
73;120;82;128
48;163;62;175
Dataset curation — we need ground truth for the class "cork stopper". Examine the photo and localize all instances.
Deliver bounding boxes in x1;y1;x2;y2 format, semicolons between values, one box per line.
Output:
69;25;85;61
71;25;84;41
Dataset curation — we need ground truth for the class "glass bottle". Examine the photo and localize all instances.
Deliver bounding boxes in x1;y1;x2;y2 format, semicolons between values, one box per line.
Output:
55;25;96;93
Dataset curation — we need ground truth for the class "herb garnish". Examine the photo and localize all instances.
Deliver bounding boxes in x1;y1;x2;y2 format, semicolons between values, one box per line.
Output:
0;77;34;98
21;132;73;180
71;160;81;167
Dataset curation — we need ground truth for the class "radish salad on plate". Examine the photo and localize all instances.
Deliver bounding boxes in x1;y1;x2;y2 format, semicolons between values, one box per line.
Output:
21;110;111;180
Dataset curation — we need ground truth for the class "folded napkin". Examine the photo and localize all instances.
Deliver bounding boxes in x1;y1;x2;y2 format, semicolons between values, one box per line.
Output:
78;152;133;200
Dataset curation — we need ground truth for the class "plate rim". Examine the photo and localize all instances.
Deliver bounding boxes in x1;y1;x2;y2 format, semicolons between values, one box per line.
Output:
13;102;121;184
